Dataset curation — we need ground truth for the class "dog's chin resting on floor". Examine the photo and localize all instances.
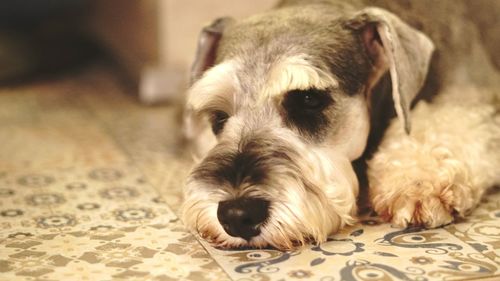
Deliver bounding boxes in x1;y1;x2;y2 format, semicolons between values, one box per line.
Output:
180;0;500;250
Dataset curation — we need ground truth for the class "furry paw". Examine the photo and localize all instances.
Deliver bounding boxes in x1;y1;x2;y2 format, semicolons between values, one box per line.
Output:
371;180;466;228
368;139;478;228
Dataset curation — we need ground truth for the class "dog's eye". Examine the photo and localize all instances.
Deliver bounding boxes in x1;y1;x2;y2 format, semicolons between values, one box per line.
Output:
283;88;332;113
303;93;321;109
211;111;229;135
281;88;333;139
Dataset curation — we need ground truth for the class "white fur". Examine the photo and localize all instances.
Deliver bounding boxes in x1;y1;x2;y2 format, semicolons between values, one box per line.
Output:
187;60;239;113
184;61;240;159
326;94;371;161
262;55;339;100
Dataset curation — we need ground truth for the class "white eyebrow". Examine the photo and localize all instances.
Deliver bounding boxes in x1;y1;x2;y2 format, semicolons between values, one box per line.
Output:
186;60;239;114
261;55;339;100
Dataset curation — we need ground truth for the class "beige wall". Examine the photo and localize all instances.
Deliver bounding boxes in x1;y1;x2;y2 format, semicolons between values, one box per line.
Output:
88;0;159;82
144;0;274;103
88;0;275;102
160;0;274;72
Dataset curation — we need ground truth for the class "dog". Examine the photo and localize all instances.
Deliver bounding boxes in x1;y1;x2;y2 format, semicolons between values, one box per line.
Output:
180;0;500;250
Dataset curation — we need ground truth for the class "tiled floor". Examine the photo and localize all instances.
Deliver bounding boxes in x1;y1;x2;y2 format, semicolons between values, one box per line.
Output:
0;66;498;281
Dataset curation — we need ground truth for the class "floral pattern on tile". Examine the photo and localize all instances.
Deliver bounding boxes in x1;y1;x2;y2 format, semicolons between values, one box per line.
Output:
0;222;229;280
445;190;500;264
0;167;229;281
0;166;178;235
201;217;499;281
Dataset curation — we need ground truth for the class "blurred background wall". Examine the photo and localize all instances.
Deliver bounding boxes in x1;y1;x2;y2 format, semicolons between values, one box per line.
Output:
0;0;498;104
0;0;93;84
0;0;273;103
87;0;274;103
86;0;500;104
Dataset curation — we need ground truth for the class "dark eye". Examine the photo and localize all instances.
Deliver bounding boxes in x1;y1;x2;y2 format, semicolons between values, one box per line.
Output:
303;93;322;109
283;88;332;113
211;111;229;135
281;88;333;139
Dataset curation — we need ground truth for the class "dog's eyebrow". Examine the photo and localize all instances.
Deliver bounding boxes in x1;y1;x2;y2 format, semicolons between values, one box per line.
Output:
187;60;238;114
262;56;339;100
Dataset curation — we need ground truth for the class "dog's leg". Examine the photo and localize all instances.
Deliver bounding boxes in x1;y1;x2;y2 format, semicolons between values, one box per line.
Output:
368;87;500;228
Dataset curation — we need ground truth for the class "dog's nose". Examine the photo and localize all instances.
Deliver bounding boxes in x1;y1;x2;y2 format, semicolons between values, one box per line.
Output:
217;198;269;240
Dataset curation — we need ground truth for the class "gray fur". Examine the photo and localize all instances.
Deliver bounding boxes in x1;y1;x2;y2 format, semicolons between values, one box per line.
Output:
217;3;370;96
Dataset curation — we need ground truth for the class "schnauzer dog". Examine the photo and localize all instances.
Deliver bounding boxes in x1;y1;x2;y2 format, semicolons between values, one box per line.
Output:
181;0;500;250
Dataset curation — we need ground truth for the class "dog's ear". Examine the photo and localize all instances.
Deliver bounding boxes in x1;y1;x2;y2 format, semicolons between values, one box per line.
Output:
190;17;234;85
346;7;434;133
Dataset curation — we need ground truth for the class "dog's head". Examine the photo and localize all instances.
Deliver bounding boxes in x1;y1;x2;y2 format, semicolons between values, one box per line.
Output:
181;3;434;249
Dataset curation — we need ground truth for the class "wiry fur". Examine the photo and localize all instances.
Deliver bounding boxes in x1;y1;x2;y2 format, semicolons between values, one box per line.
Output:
181;0;500;250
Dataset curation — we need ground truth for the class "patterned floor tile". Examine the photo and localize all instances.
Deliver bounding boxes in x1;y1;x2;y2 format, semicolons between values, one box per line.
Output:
445;189;500;265
202;218;499;281
74;70;192;213
0;166;176;237
0;70;230;281
0;219;229;281
0;165;230;280
0;83;129;172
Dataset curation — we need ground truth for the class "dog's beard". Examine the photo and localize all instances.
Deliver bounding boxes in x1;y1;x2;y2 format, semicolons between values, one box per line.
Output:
181;135;359;250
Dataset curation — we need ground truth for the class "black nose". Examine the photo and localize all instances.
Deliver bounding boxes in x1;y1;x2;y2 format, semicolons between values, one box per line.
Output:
217;198;270;240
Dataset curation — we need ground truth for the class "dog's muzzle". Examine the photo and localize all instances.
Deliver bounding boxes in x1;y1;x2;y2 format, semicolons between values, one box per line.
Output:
217;197;270;240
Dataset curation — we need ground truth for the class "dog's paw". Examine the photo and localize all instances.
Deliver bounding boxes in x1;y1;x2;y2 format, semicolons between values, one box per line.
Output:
367;139;480;228
372;180;468;228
